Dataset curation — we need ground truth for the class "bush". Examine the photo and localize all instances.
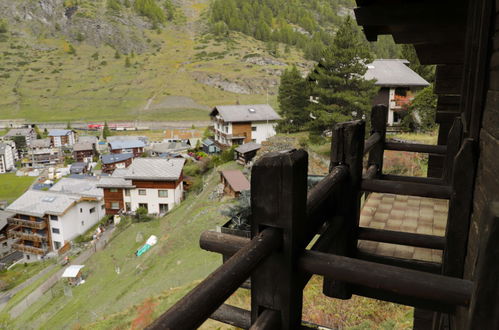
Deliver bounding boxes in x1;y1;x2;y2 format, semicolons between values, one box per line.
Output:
0;19;8;34
134;207;153;222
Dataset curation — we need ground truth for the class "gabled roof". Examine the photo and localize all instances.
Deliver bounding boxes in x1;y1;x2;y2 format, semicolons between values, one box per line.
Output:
6;190;81;217
364;59;430;87
121;158;185;181
62;265;85;278
235;142;261;154
151;141;190;154
109;139;146;150
220;170;250;192
48;129;73;137
73;142;94;151
4;128;34;137
50;177;102;198
78;136;98;144
97;177;135;188
30;139;51;148
210;104;281;123
101;153;133;165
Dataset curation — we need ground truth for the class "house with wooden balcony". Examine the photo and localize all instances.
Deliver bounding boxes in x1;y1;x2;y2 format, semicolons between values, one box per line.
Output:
364;59;430;126
0;210;16;258
48;129;76;148
210;104;281;147
107;136;147;158
6;177;105;262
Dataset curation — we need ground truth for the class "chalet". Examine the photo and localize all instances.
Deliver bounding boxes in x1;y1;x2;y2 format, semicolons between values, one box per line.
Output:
364;59;430;126
73;142;95;163
24;139;62;167
70;162;89;175
202;139;220;154
48;129;76;148
3;128;36;154
108;139;146;157
101;153;133;174
210;104;281;147
0;210;16;258
234;142;261;165
77;135;98;145
164;128;202;147
6;177;104;261
98;158;185;215
0;143;14;173
219;170;250;197
149;141;190;157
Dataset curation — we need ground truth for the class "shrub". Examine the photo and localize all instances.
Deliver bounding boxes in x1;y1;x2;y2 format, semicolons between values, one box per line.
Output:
134;0;166;24
134;207;153;222
0;19;8;34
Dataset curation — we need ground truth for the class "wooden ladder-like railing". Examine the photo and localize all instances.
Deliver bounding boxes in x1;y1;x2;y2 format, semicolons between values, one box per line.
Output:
146;105;491;330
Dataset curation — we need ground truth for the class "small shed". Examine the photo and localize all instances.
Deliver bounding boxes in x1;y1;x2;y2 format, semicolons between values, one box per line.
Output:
62;265;85;286
235;142;261;165
220;170;250;198
202;139;220;154
70;162;88;175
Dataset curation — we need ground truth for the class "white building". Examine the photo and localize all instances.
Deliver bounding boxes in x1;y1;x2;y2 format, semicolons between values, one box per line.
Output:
98;158;185;215
6;177;105;261
210;104;281;147
48;129;76;147
0;143;14;173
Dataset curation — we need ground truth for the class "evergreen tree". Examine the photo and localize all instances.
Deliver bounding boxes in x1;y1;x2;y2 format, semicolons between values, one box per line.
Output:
134;0;166;24
401;44;435;83
114;50;121;59
307;17;377;134
277;66;310;132
103;121;111;139
66;121;72;129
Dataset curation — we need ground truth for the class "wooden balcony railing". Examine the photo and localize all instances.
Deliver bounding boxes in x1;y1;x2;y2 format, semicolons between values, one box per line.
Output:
8;230;47;242
12;242;48;255
7;217;47;230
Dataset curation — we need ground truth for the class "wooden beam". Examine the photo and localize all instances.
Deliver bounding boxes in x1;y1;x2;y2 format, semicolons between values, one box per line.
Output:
361;179;452;199
249;309;280;330
380;174;444;186
358;227;446;250
415;42;465;65
367;105;388;177
356;251;441;274
442;117;463;184
435;65;464;95
385;141;447;154
210;304;251;329
364;132;381;156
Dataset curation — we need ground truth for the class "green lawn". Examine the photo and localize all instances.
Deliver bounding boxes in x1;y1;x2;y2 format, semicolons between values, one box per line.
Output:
0;261;54;292
8;162;242;329
0;173;35;204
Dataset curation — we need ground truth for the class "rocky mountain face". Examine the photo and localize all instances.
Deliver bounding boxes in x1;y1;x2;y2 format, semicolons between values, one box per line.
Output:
0;0;150;53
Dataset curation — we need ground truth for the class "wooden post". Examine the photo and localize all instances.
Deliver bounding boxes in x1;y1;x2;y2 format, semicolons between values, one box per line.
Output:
323;120;365;299
442;117;463;184
250;149;308;329
368;105;388;177
467;202;499;328
442;138;478;278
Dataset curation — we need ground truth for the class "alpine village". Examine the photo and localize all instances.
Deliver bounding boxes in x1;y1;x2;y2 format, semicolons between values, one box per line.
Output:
0;0;497;329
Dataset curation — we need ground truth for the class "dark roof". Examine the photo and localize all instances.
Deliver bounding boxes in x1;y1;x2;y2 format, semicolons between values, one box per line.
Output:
70;162;87;170
220;170;250;192
101;153;133;165
73;142;94;151
109;140;146;150
235;142;261;154
364;59;430;87
210;104;281;123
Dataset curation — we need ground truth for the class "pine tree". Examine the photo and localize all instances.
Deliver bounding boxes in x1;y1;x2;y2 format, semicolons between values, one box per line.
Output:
103;121;111;139
66;121;72;129
307;17;377;134
277;66;310;132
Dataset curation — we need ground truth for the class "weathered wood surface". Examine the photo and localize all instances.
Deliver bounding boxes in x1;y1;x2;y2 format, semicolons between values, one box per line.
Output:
358;227;445;250
443;117;463;184
324;120;365;299
200;230;250;257
210;304;251;329
442;139;478;278
146;228;280;330
380;174;443;185
364;164;378;180
364;132;381;155
361;179;451;199
415;42;465;65
356;251;441;274
249;309;281;330
435;65;464;95
300;250;472;306
250;149;308;329
467;203;499;328
367;105;388;177
384;141;447;155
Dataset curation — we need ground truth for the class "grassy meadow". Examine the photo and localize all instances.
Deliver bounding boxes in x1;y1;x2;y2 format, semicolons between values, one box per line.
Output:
0;173;35;204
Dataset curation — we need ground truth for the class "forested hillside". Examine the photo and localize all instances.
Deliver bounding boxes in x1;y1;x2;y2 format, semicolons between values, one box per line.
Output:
209;0;355;60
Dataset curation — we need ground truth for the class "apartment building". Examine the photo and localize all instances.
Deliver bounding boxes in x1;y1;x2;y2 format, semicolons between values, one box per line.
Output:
0;143;14;173
48;129;76;147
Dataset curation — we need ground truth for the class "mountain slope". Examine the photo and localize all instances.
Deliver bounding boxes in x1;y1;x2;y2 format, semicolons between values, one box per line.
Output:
0;0;317;122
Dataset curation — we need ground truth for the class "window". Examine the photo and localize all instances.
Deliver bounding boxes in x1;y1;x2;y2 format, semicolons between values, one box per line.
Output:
80;208;83;213
2;242;7;247
138;203;148;211
111;202;120;210
252;126;257;132
26;254;30;260
252;139;256;143
125;189;130;196
159;203;169;214
89;207;95;214
101;204;105;210
125;202;131;211
158;190;168;198
225;126;228;133
52;228;60;234
138;189;146;196
54;241;61;250
50;215;58;221
81;221;85;226
110;188;118;193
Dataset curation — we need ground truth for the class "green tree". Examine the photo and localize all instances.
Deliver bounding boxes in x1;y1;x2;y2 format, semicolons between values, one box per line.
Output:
277;66;310;132
66;121;72;129
125;56;131;67
33;125;42;139
68;44;77;55
107;0;122;12
401;44;435;83
307;17;377;134
403;84;437;132
114;50;121;59
134;0;166;24
103;121;111;139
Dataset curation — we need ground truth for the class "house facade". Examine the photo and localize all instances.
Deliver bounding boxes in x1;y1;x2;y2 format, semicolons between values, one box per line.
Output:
0;210;16;258
101;153;133;174
219;170;250;198
364;59;430;126
3;128;36;156
24;139;63;167
0;143;14;173
6;178;104;261
73;142;95;163
48;129;76;147
98;158;185;215
210;104;281;147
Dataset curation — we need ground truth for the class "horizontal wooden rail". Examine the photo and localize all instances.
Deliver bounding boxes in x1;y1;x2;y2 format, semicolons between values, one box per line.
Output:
361;179;452;199
211;304;251;329
380;174;444;185
364;132;381;155
200;230;249;257
147;228;281;330
250;309;281;330
358;227;446;250
298;250;472;307
356;251;441;274
385;141;447;155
